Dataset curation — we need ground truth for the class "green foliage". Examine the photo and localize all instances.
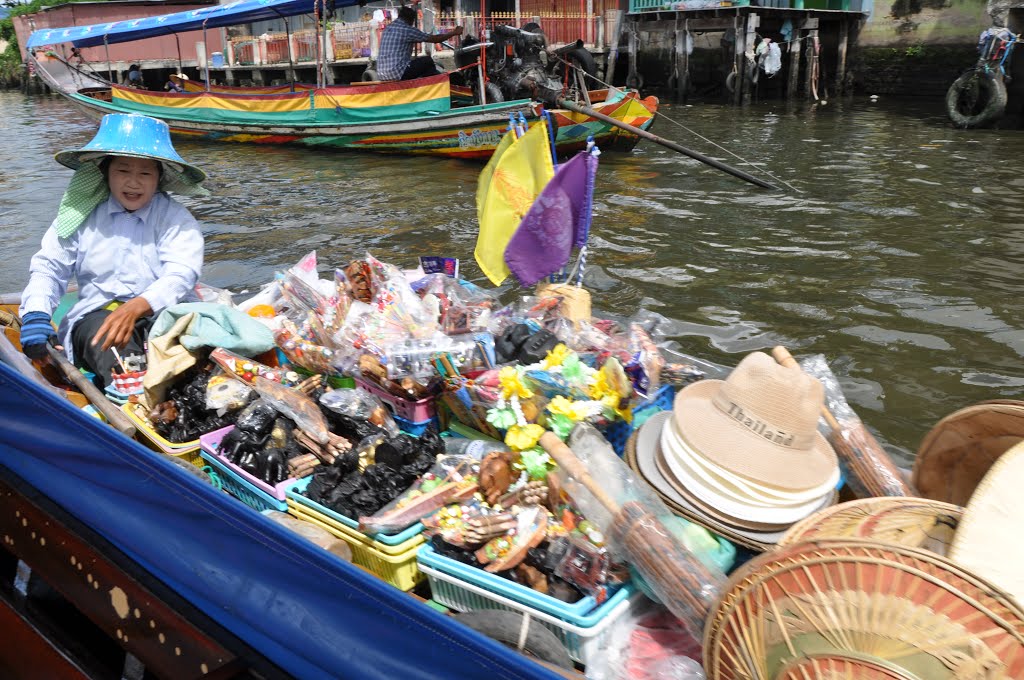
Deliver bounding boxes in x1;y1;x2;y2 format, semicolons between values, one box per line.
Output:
904;44;924;57
2;0;111;73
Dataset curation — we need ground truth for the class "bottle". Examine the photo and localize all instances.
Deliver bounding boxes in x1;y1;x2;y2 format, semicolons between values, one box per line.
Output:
443;438;509;459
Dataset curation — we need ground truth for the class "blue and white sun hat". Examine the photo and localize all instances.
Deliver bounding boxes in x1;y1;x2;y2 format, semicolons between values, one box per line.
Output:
52;113;208;238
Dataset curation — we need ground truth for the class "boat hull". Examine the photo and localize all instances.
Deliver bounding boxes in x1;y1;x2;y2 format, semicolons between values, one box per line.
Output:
61;87;657;160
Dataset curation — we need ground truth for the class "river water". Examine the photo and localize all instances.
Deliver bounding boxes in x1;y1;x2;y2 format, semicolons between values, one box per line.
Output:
2;90;1023;462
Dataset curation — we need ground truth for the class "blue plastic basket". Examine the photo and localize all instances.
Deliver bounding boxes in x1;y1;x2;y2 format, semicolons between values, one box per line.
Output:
417;543;627;624
394;414;440;437
286;477;423;546
199;449;287;512
602;384;675;456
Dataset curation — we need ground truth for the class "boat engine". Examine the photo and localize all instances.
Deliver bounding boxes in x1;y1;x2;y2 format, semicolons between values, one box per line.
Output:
453;24;597;106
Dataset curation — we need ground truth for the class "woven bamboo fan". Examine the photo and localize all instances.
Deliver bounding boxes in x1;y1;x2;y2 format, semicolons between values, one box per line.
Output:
703;539;1024;680
776;654;920;679
778;497;962;556
913;400;1024;506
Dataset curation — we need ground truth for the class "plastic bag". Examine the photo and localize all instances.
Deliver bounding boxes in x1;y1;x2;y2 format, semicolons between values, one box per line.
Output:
359;454;479;534
319;387;400;438
253;375;331;445
585;599;704;680
552;424;725;639
205;370;254;414
800;354;913;497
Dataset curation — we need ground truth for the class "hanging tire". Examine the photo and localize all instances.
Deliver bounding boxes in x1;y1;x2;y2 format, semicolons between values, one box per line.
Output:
946;68;1007;128
453;610;573;669
725;70;737;93
361;68;378;82
625;72;644;90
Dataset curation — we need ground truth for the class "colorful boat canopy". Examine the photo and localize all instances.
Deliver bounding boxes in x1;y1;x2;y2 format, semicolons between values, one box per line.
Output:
26;0;355;49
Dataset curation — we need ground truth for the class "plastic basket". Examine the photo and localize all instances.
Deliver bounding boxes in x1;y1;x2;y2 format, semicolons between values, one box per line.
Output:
122;403;201;454
601;384;675;456
287;503;424;590
394;414;440;437
198;449;288;512
419;562;641;665
286;477;423;547
355;377;436;422
417;543;617;622
199;426;295;502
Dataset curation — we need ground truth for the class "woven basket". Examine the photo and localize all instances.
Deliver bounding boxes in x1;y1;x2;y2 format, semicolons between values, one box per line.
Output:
913;400;1024;506
703;539;1024;680
778;497;962;556
776;654;919;679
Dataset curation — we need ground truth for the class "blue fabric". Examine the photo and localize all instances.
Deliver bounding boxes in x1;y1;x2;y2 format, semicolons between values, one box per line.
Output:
18;311;56;357
377;20;433;81
0;358;559;680
28;0;361;49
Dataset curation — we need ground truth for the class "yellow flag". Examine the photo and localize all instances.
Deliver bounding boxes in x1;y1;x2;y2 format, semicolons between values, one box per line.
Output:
474;120;555;286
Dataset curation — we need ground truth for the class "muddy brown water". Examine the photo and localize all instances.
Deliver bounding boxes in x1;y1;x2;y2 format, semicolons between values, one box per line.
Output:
2;90;1023;463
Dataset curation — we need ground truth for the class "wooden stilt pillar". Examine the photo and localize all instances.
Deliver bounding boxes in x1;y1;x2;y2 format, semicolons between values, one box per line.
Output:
787;27;801;99
732;15;743;106
678;17;690;102
802;18;819;101
627;20;639;89
835;17;849;96
605;10;624;85
741;12;758;106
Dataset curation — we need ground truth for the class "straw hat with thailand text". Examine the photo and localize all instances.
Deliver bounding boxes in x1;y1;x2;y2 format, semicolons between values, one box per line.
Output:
670;351;837;492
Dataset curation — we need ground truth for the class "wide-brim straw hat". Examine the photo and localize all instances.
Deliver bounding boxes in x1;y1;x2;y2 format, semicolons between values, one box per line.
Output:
703;539;1024;680
626;413;836;551
55;113;207;195
950;440;1024;608
672;351;837;491
913;399;1024;506
778;496;962;556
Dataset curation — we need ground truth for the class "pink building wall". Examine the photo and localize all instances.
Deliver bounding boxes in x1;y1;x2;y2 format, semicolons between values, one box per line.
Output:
13;1;224;63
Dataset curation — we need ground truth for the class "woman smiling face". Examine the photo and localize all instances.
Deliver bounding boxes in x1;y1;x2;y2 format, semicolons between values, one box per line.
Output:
106;155;160;212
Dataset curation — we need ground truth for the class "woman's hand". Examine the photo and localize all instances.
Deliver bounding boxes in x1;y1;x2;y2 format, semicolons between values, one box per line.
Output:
91;297;153;351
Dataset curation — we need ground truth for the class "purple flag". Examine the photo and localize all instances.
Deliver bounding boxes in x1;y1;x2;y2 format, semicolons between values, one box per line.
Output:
503;151;598;287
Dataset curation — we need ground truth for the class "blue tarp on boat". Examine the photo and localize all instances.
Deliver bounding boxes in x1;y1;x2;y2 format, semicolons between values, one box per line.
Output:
0;359;558;680
26;0;354;49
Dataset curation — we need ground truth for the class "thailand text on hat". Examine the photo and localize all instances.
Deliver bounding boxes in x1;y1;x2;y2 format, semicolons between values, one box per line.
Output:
52;113;208;239
670;351;838;492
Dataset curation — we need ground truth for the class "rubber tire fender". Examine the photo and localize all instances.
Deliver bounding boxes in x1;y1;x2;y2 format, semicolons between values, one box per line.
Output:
453;610;573;669
725;70;737;93
564;46;597;79
625;71;644;90
946;68;1007;128
361;68;378;82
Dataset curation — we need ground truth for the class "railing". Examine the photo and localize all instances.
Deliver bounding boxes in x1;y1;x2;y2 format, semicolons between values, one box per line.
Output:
223;14;606;68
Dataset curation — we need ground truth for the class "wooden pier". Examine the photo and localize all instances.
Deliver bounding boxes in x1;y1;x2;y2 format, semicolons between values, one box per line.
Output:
620;6;865;103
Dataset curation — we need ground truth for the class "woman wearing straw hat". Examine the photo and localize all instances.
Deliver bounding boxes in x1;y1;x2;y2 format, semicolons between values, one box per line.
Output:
17;113;209;388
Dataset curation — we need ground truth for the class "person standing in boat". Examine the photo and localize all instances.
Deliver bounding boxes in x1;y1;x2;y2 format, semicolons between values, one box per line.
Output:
126;64;143;88
17;113;208;388
376;5;463;81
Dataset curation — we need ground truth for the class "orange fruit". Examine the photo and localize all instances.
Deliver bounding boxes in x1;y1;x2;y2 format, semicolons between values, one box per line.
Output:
248;304;276;318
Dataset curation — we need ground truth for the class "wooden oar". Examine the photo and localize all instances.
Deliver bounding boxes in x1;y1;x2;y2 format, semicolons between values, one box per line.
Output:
771;345;914;498
46;344;136;438
539;431;721;636
555;98;779;191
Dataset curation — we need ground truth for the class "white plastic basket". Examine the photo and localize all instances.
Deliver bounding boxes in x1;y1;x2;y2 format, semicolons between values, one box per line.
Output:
419;562;642;665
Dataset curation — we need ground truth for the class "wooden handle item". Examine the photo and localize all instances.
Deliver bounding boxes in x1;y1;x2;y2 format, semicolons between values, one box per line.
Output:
47;344;137;438
538;432;621;515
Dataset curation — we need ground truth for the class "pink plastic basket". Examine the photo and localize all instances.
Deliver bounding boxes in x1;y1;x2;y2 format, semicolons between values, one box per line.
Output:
354;377;436;422
198;426;295;501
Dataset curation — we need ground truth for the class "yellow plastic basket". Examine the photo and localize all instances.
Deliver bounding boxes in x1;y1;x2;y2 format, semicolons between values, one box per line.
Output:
122;403;201;454
287;502;424;591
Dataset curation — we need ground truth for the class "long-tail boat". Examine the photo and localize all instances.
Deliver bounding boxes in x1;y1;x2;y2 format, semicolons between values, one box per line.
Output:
25;0;658;160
